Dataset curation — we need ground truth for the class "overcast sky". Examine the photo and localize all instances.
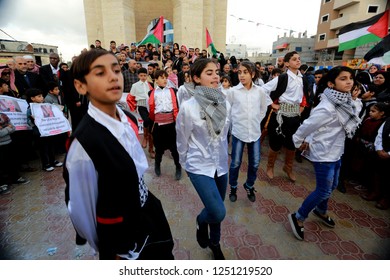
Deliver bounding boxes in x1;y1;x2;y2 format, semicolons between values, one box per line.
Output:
0;0;320;62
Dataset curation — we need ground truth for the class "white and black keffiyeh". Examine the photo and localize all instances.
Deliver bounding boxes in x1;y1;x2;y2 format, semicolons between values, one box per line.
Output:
194;86;227;139
323;88;361;138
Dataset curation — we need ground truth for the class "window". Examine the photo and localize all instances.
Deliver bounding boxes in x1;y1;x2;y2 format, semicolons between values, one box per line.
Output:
339;13;343;18
319;33;326;41
323;0;331;3
295;47;302;52
368;6;379;13
321;14;329;23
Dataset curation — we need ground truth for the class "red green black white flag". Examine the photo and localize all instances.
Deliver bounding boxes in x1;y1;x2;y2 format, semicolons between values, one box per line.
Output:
137;16;164;46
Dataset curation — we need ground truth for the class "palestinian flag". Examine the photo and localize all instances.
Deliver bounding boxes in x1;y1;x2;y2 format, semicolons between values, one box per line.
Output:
137;16;164;46
206;28;217;56
364;34;390;65
338;10;389;52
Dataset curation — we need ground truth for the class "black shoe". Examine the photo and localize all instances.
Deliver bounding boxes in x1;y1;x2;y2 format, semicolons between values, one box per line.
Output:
155;164;161;177
229;186;237;202
295;150;303;163
196;215;209;248
209;243;225;260
337;182;346;193
12;177;30;185
0;184;11;195
243;183;256;202
288;213;304;241
175;166;182;180
75;232;87;245
313;209;335;228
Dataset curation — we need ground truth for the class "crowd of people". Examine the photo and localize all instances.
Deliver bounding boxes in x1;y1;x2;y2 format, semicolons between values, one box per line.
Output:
0;40;389;260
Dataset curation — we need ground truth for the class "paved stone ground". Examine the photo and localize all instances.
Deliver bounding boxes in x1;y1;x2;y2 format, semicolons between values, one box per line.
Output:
1;139;389;260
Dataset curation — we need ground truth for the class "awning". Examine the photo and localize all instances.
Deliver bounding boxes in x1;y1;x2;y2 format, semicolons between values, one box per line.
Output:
276;43;289;50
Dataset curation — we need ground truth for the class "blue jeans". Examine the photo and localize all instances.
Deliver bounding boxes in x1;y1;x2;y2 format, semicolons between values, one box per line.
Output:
187;171;227;244
296;160;341;221
229;135;261;188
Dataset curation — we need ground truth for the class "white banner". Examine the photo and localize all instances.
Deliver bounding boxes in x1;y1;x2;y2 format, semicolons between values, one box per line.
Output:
0;95;31;130
30;103;71;137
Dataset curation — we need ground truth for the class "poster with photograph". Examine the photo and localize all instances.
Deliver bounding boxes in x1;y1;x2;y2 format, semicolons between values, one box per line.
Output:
30;103;71;137
0;95;31;130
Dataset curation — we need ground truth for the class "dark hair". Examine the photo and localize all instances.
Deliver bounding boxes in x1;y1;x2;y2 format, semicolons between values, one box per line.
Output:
147;63;156;68
26;88;44;103
314;69;325;75
137;67;148;75
72;49;115;83
271;68;283;76
0;78;6;86
239;61;259;82
95;39;101;43
154;69;168;79
284;51;298;63
317;66;355;94
47;81;59;92
190;58;217;86
59;62;68;68
371;102;389;117
220;74;231;85
110;40;116;44
366;84;379;95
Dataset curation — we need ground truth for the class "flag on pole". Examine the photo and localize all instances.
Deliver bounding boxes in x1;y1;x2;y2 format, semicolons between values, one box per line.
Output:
137;16;164;46
206;28;217;56
338;10;389;52
364;33;390;65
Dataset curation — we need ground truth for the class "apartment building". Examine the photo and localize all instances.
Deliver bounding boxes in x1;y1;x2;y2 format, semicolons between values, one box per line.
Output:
315;0;389;66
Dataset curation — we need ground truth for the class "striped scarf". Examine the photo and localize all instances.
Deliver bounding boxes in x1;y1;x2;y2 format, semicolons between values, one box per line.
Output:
323;88;361;138
194;86;227;139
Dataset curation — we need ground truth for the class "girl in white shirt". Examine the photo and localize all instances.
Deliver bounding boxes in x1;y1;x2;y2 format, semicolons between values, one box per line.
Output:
288;66;361;241
176;58;230;260
227;61;271;203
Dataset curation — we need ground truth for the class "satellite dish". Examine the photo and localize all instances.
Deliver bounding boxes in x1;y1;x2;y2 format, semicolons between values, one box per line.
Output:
230;36;236;43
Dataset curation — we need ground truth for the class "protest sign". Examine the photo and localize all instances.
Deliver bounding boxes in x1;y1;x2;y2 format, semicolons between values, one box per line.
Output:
0;95;30;130
30;103;71;137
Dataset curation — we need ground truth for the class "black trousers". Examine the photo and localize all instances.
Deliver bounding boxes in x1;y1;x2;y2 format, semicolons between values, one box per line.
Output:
151;122;180;166
268;112;300;151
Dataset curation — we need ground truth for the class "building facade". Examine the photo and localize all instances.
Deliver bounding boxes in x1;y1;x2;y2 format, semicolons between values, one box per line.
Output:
83;0;227;53
314;0;389;66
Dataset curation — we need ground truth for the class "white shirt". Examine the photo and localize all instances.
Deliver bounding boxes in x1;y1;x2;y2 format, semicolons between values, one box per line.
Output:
66;103;148;252
176;97;231;178
375;122;390;155
293;95;360;162
261;69;304;104
153;87;174;113
227;83;272;142
130;80;150;102
177;84;194;106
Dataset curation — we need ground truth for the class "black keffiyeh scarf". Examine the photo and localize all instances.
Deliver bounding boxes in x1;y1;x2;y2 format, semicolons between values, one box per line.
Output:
323;88;361;138
193;86;227;138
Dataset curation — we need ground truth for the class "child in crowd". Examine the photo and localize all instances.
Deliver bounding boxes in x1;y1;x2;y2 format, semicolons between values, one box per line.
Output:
64;49;174;260
176;58;231;259
0;112;30;195
148;70;182;180
358;84;378;120
372;116;390;209
26;88;63;172
227;61;272;202
288;66;361;241
219;74;231;97
129;67;155;157
176;71;194;106
165;66;178;89
357;103;388;201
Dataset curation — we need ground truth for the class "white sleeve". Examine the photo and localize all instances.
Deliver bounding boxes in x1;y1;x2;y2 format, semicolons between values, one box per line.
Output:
175;102;193;167
66;139;99;252
261;76;278;95
374;123;385;152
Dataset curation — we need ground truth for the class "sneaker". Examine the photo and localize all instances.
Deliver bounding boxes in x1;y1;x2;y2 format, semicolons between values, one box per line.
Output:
13;177;30;185
196;215;209;248
44;165;54;172
0;184;11;195
288;213;304;241
229;186;237;202
53;160;63;167
312;209;335;228
243;183;256;202
353;185;367;191
208;243;225;260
